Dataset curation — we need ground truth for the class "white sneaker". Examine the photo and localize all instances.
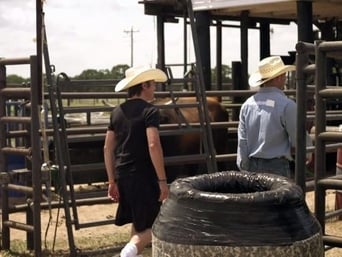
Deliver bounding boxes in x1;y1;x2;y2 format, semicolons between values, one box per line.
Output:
120;243;138;257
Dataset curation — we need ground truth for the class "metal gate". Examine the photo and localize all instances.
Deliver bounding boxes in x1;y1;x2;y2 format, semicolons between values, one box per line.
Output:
296;40;342;252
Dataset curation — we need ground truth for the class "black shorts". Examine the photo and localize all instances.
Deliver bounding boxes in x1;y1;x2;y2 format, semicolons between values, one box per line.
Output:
114;173;161;232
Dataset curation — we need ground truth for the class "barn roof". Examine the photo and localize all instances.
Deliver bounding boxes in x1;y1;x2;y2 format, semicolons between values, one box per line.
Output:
141;0;342;22
191;0;342;21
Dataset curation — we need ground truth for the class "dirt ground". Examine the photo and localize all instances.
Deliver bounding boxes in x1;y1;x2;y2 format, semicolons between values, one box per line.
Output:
1;188;342;256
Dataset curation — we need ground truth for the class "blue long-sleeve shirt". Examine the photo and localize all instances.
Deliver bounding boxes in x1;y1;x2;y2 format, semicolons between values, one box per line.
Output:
237;87;297;170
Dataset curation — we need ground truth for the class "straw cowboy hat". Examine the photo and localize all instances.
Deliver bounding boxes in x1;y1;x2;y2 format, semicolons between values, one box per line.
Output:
248;56;295;88
115;66;167;92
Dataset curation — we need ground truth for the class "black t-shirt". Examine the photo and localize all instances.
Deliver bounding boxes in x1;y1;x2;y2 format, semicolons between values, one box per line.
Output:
108;98;160;178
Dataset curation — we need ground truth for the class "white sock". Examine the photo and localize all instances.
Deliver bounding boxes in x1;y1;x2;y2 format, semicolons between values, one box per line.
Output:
120;242;138;257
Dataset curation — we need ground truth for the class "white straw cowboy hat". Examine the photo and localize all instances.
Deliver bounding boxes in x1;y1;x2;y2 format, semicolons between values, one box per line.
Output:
248;56;295;88
115;66;167;92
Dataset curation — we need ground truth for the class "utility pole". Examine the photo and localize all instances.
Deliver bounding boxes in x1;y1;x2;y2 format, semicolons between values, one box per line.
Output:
124;26;139;67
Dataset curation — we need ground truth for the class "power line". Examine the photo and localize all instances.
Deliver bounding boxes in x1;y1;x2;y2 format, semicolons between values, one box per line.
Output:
124;26;139;67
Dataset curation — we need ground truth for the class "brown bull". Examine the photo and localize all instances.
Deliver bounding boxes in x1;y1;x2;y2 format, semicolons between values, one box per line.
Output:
156;97;229;182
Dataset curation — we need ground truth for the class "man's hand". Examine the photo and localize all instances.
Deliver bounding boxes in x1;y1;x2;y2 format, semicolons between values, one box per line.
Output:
108;183;119;202
158;181;169;202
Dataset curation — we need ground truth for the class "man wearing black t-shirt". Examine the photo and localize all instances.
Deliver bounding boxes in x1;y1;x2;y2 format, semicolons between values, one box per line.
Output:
104;66;169;257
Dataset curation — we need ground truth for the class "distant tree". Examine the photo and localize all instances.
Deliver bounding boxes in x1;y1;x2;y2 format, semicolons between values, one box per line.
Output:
73;64;129;80
211;64;232;90
211;64;232;83
221;64;232;83
74;69;103;80
6;74;29;85
111;64;129;79
63;65;129;92
98;69;112;79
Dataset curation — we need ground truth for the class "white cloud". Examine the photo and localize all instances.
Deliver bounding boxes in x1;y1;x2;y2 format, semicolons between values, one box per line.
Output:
1;0;297;78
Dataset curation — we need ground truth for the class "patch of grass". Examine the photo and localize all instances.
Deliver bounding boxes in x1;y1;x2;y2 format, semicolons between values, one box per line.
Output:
1;234;129;257
1;233;154;257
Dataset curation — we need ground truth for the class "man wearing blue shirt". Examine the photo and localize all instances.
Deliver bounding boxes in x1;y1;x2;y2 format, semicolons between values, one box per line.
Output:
237;56;296;178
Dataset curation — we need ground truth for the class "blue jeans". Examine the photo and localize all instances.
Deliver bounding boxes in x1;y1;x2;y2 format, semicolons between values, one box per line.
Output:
248;157;291;178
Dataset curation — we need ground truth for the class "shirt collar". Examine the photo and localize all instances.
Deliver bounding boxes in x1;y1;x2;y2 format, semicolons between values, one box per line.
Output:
259;87;284;94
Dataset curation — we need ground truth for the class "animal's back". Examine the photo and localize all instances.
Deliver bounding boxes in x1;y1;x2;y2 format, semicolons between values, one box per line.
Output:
158;97;229;182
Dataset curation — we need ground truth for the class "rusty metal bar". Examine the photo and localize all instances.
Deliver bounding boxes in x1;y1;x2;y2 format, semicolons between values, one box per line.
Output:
313;40;342;251
161;121;238;130
0;51;10;250
28;54;42;253
307;110;342;116
312;126;342;133
303;64;316;75
215;153;236;162
6;183;34;194
63;106;114;113
51;89;285;99
3;220;34;232
160;127;202;136
58;78;119;87
0;169;31;184
46;53;78;256
70;163;104;173
58;126;106;135
1;147;31;156
296;41;315;55
62;102;205;115
164;153;207;166
317;176;342;190
156;102;200;109
1;121;237;139
0;172;10;183
319;88;342;98
0;88;31;98
314;40;328;229
325;207;342;219
0;116;32;124
49;121;236;135
318;41;342;53
7;196;112;213
316;181;327;234
0;57;31;65
307;113;342;121
58;153;236;183
75;219;115;229
323;235;342;248
295;40;312;192
318;132;342;142
6;130;30;138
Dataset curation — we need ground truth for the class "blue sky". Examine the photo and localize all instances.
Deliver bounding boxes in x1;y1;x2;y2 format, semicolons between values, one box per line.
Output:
1;0;298;78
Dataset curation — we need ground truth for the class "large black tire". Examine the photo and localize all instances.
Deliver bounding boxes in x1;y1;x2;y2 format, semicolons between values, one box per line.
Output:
152;170;323;257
